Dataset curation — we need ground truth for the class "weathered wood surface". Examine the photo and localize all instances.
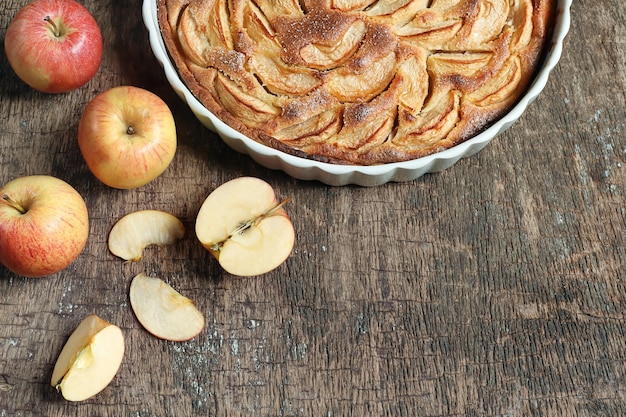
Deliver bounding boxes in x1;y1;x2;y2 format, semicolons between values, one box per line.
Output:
1;1;624;416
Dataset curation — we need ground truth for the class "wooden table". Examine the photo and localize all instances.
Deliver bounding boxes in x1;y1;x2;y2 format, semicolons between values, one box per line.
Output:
1;1;624;416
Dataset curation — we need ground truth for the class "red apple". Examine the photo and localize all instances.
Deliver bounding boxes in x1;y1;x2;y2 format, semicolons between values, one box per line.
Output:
0;175;89;277
78;86;177;189
4;0;103;93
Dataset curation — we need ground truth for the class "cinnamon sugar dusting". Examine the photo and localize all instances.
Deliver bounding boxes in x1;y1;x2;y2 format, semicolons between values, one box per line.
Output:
274;8;358;66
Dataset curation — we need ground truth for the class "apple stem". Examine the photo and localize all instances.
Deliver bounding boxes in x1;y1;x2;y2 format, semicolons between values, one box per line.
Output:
127;126;136;135
2;194;27;214
235;197;292;235
264;197;292;218
210;197;292;252
44;16;61;38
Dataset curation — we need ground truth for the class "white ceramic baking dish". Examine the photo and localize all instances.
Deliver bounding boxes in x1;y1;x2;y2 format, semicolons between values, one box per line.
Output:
143;0;572;186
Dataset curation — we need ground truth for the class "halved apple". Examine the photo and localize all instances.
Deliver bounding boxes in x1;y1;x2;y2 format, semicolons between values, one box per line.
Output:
51;314;124;402
195;177;295;277
129;273;205;341
108;210;185;261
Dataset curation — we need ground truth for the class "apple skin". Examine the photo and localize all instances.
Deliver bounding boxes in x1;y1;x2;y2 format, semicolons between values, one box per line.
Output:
78;86;177;189
0;175;89;278
4;0;103;94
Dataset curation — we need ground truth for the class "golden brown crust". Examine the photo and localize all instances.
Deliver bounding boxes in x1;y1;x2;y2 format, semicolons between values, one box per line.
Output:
157;0;555;165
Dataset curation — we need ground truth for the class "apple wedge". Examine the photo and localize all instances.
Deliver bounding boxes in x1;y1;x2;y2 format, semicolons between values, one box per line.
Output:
129;273;204;341
51;314;124;402
108;210;185;261
195;177;295;276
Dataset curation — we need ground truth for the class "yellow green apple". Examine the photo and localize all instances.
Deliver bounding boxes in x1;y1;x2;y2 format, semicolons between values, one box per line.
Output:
78;86;177;189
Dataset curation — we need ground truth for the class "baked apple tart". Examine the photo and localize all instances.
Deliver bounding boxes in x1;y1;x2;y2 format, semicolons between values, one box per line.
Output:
157;0;555;165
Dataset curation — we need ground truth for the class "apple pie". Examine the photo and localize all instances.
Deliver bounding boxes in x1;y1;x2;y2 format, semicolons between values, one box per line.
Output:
157;0;555;165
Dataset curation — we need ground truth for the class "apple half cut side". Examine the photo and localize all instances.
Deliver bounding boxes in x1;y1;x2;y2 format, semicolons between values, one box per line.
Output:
195;177;295;277
108;210;185;261
51;314;125;402
129;273;205;341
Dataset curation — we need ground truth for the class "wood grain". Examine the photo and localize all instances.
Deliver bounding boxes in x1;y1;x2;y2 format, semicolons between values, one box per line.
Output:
1;0;625;416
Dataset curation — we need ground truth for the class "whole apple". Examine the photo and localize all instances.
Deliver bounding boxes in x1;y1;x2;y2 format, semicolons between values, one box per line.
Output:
78;86;177;189
4;0;103;93
0;175;89;277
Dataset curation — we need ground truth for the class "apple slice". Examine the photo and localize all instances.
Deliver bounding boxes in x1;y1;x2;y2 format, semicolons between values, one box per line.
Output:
51;314;124;402
129;273;205;341
195;177;295;276
108;210;185;261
